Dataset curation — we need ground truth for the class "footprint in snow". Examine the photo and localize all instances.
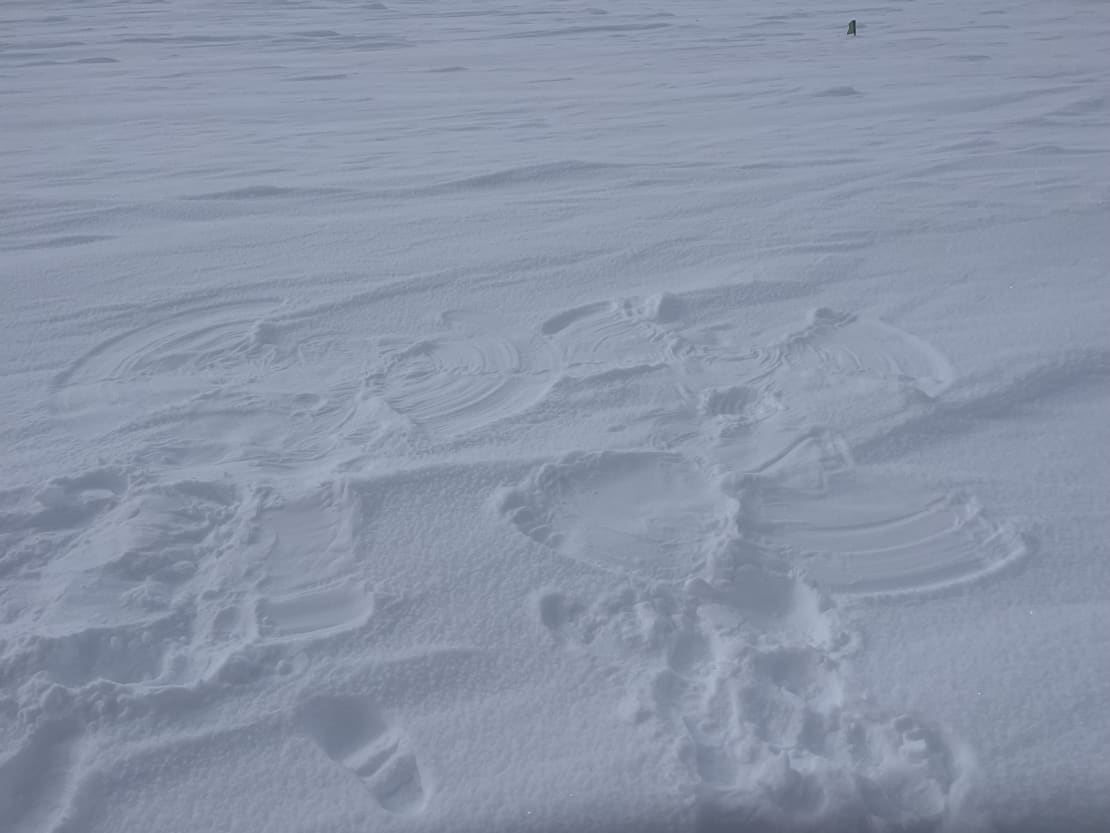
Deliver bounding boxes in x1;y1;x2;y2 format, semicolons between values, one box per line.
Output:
298;694;426;815
0;718;82;833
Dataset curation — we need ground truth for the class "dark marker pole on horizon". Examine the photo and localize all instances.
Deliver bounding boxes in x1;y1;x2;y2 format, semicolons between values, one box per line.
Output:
847;19;857;35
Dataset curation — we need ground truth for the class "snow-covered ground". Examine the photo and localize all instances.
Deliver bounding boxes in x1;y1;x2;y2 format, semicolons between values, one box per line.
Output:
2;0;1109;830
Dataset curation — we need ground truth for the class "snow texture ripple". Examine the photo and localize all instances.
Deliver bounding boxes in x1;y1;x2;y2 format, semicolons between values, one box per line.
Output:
2;0;1109;831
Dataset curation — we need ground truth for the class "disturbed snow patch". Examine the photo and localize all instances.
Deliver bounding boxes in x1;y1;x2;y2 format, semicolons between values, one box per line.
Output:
497;301;1021;828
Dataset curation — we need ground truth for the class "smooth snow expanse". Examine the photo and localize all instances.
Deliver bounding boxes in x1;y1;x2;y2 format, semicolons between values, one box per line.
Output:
2;0;1109;831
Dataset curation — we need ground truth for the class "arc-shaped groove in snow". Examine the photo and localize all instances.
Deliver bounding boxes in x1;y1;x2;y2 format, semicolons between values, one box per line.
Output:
367;310;557;437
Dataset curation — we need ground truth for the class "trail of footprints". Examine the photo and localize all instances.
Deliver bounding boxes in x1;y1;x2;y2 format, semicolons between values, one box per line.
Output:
503;298;1021;829
2;465;425;819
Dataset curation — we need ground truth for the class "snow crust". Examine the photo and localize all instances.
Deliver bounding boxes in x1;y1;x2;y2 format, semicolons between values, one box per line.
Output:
2;0;1109;831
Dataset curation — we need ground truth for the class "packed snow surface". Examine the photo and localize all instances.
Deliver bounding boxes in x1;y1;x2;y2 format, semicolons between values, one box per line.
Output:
2;0;1109;831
